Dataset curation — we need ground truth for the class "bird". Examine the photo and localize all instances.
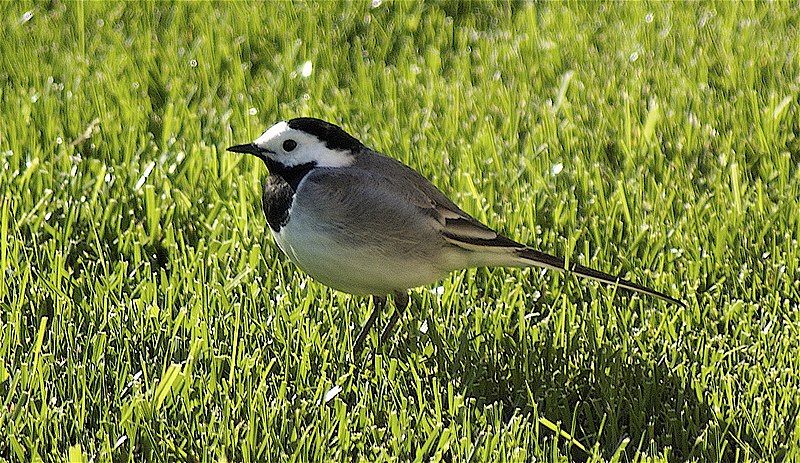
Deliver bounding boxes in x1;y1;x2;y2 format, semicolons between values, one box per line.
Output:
227;117;684;357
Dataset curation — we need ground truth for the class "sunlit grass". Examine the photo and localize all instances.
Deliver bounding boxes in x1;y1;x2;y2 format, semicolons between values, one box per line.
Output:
1;1;799;461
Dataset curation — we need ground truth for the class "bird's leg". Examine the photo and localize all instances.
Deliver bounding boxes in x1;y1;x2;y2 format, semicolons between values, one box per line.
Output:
352;295;386;359
378;291;410;347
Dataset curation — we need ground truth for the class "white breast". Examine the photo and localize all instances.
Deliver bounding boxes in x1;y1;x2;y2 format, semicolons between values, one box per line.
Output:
271;202;449;295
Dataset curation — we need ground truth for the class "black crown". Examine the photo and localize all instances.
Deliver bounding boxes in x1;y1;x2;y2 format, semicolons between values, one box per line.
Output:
287;117;363;152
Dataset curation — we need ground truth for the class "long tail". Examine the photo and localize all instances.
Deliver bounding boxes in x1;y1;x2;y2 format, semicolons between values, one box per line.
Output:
440;220;685;307
516;247;686;308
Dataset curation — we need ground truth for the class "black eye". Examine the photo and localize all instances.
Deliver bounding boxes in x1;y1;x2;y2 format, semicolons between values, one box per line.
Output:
283;139;297;152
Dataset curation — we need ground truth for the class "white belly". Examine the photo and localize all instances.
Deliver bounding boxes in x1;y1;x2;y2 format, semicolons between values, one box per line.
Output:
272;209;448;295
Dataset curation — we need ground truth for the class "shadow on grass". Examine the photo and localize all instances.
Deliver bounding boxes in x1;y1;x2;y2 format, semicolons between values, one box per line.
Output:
386;303;767;462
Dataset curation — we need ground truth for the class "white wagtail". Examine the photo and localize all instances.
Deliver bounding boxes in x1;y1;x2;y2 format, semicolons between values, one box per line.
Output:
228;117;684;356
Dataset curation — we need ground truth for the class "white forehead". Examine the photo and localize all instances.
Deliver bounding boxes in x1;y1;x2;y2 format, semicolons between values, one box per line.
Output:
253;121;290;147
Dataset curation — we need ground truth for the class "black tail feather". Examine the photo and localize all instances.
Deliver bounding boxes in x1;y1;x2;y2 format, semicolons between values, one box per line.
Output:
517;248;686;308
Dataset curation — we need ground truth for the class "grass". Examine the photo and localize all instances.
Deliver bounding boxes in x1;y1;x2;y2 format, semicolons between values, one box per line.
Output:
1;1;800;461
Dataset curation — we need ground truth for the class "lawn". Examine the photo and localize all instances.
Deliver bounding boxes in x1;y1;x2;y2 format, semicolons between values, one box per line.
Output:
2;1;799;461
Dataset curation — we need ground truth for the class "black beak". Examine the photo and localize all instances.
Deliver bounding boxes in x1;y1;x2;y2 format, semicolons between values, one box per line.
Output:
226;143;262;156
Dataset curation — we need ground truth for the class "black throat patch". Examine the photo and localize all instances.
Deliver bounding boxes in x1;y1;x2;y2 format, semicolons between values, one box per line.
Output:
261;161;315;232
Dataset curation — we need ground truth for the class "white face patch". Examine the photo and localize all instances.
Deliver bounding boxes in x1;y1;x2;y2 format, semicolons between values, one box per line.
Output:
252;121;354;168
254;121;290;146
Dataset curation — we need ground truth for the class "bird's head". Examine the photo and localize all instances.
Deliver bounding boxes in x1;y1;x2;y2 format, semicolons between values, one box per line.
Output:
227;117;362;172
